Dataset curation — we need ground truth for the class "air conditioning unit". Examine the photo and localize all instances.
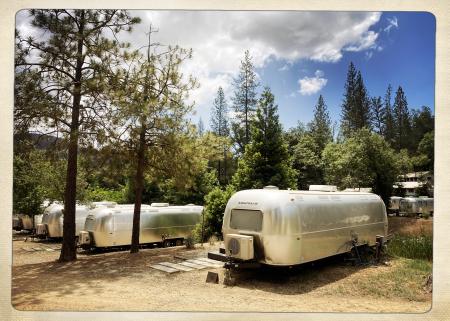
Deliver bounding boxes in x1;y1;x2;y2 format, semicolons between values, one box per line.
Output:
224;234;254;260
78;231;91;246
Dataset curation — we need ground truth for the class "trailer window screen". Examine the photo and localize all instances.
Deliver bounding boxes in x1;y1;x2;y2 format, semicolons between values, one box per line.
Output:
230;209;263;231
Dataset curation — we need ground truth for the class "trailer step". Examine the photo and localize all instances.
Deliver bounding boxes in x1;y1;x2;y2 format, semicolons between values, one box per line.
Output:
207;251;229;262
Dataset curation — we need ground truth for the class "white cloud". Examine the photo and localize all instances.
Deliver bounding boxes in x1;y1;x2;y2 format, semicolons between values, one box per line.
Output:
365;51;374;60
384;16;399;33
278;64;290;72
287;92;297;98
122;11;381;119
298;70;328;96
17;10;383;124
344;31;379;52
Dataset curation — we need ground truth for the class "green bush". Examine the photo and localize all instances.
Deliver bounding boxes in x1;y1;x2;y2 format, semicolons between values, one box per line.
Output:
85;186;127;203
194;185;236;242
386;234;433;261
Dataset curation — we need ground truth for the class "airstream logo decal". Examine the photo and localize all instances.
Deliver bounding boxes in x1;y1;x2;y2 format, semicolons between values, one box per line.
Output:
238;201;258;205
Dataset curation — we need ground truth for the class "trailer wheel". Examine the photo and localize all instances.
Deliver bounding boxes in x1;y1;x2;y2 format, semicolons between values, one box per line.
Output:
163;239;171;248
175;239;182;246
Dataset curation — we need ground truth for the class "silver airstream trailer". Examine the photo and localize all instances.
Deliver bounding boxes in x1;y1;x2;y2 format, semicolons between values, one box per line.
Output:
399;197;433;217
33;214;43;230
388;196;402;215
209;187;387;266
78;204;203;248
19;215;34;231
36;201;115;238
12;215;23;231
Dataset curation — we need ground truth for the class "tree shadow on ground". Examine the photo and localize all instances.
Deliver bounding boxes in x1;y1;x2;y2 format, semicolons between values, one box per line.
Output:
228;253;376;295
11;245;204;309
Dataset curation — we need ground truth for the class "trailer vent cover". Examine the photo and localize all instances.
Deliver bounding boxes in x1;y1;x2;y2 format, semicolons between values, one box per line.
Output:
228;238;240;255
151;203;170;207
263;185;279;190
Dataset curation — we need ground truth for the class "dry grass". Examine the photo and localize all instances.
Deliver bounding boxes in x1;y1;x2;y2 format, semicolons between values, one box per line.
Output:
323;258;432;301
388;217;433;236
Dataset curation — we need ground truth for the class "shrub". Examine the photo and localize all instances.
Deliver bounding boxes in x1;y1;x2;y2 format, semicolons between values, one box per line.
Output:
184;234;195;249
85;186;127;203
421;211;431;220
196;185;236;242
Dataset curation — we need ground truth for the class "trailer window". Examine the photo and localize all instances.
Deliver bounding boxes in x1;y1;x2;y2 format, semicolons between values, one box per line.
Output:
230;209;263;232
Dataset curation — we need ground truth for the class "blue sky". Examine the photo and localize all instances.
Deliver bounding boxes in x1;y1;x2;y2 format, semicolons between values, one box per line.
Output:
16;11;436;131
255;12;436;130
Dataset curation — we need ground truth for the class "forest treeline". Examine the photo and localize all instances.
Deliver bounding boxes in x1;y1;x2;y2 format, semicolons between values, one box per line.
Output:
14;10;434;261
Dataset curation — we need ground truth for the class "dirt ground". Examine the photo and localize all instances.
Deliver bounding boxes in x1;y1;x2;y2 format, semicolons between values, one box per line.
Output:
11;218;432;313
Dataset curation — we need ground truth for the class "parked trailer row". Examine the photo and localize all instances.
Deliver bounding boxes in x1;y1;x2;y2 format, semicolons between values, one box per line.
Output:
399;197;433;217
30;201;202;248
12;213;45;232
388;196;433;216
209;187;387;267
36;201;117;238
78;203;203;249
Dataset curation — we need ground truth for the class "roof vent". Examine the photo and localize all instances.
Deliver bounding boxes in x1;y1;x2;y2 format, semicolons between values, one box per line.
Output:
342;187;372;193
309;185;337;192
263;185;279;190
151;202;170;207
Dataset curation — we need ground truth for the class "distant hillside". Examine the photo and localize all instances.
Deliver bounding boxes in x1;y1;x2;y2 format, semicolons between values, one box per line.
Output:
14;132;63;150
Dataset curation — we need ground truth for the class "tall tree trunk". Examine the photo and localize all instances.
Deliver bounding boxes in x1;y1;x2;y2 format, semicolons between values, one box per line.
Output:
130;125;146;253
59;11;84;262
245;81;249;148
217;159;221;184
223;148;227;183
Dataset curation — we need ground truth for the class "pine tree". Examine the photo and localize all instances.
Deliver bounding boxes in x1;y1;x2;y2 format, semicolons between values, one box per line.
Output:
340;62;371;137
291;95;332;189
384;84;395;145
197;118;205;136
410;106;434;152
393;86;412;151
210;87;230;137
210;87;231;184
354;70;372;130
112;26;197;253
341;62;358;137
15;9;139;262
232;87;297;190
371;96;385;135
231;50;259;154
309;94;332;152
